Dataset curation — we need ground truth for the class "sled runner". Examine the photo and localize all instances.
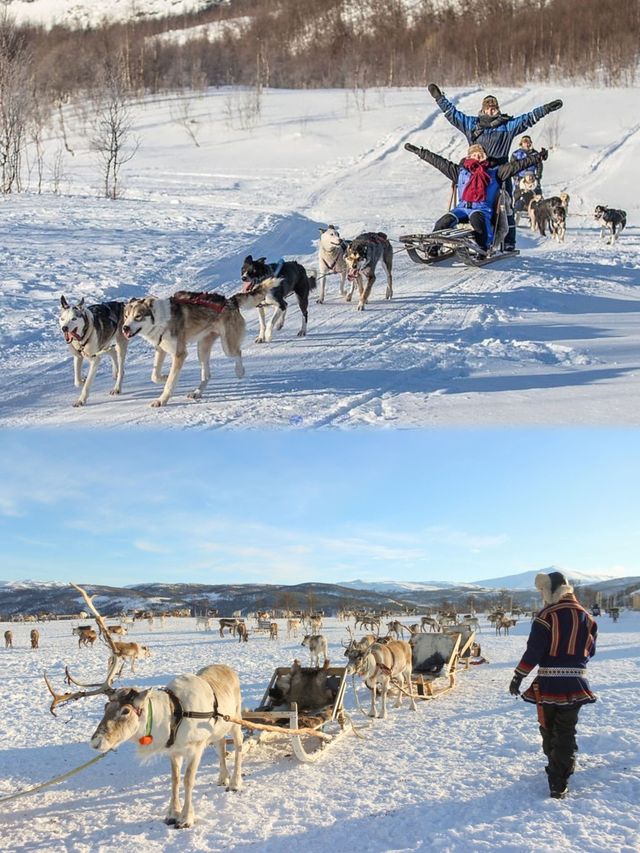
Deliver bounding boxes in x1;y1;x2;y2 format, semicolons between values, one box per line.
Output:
401;188;518;267
400;226;519;268
241;663;350;763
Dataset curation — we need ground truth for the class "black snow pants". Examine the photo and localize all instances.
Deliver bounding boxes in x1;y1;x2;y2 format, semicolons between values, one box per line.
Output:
434;211;489;250
540;704;581;791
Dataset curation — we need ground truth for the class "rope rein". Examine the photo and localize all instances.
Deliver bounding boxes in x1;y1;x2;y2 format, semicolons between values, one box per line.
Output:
0;751;112;805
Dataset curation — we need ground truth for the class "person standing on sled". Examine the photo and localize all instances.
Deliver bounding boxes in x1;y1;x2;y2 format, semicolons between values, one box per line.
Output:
509;571;598;800
510;135;544;191
403;141;547;258
426;86;563;250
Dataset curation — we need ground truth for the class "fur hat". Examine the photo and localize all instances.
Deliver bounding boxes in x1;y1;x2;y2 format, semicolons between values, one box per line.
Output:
535;571;574;605
467;143;487;159
481;95;500;110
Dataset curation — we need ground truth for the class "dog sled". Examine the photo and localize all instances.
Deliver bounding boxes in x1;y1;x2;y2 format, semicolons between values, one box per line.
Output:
410;628;477;699
400;188;518;268
241;663;350;763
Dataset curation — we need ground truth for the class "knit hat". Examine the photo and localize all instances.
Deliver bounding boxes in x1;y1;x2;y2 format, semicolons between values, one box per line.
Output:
535;571;574;605
467;143;487;159
481;95;500;110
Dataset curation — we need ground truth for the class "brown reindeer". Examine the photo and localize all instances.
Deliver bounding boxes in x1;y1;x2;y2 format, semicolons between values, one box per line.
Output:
4;630;13;648
269;622;278;640
30;628;40;649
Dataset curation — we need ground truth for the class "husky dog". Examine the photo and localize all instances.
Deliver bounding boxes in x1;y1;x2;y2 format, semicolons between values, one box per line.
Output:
594;205;627;244
122;291;246;407
59;296;128;407
528;195;566;240
344;232;393;311
317;225;349;304
240;255;316;342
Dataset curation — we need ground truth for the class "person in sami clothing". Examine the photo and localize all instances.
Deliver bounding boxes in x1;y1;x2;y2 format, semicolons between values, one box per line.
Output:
509;571;598;799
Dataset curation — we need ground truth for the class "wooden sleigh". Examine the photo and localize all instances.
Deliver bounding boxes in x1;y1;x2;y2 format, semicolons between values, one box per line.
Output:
409;628;477;699
241;664;350;763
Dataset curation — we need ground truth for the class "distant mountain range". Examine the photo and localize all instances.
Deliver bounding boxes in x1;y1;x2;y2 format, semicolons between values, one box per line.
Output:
1;570;638;617
341;568;618;593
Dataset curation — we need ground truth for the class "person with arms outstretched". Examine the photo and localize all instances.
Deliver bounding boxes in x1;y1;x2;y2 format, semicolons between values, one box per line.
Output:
426;86;562;249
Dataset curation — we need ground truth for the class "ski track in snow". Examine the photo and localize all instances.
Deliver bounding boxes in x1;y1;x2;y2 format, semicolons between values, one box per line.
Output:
0;614;638;853
1;86;640;428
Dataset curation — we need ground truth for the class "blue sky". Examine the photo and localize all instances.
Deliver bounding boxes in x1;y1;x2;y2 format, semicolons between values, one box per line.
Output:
1;429;638;587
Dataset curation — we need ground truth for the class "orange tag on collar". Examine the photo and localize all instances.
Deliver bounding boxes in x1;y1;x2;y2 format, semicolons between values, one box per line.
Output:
138;735;154;746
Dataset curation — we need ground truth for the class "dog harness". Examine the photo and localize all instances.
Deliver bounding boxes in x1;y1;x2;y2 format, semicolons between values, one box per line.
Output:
170;291;227;313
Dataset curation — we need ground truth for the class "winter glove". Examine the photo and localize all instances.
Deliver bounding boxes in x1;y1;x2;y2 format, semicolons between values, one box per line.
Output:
427;83;442;100
404;143;423;156
509;672;524;696
539;147;549;161
543;99;563;114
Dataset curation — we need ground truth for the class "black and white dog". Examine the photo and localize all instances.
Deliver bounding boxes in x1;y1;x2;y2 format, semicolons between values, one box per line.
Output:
594;205;627;244
344;232;393;311
240;255;316;342
59;296;128;407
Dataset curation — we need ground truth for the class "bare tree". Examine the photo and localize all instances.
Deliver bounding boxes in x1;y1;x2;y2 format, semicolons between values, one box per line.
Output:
0;15;35;193
170;96;202;147
91;54;139;199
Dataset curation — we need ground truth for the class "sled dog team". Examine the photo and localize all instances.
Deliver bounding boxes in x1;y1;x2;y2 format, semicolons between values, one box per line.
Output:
58;231;393;408
58;84;628;408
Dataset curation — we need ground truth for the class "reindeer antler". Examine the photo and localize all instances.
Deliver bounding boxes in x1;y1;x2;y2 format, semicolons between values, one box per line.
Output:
71;583;119;655
43;584;122;716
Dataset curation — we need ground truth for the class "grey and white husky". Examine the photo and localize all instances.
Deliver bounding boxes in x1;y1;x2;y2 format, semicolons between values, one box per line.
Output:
317;225;349;304
59;295;128;407
344;232;393;311
122;291;246;407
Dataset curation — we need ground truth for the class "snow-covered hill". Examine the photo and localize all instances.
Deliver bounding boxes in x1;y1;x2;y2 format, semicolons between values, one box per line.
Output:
2;85;639;428
3;0;225;28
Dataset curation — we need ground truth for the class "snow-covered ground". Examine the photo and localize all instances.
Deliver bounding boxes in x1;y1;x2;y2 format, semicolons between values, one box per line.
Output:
0;612;638;852
1;86;640;428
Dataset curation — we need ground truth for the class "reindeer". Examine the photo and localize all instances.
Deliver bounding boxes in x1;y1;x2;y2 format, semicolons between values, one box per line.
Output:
354;614;380;633
78;627;97;648
350;639;417;719
496;616;517;636
301;634;328;667
385;620;404;639
30;628;40;648
342;632;376;665
219;618;241;638
4;630;13;648
107;625;127;637
269;622;278;640
110;641;151;673
287;618;301;638
44;584;244;830
236;621;249;642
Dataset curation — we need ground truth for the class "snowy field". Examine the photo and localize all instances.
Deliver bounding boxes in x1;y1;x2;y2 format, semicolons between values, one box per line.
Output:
2;86;640;428
0;612;638;852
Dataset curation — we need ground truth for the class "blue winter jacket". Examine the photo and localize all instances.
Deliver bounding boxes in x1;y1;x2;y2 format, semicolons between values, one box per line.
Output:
436;94;547;163
511;146;543;180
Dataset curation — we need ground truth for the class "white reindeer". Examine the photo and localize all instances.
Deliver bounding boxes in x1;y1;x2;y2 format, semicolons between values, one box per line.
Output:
352;640;417;719
301;634;328;667
90;664;243;829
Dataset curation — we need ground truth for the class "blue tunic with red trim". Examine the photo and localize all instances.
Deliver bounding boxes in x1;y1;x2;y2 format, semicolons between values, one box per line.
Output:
515;594;597;707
